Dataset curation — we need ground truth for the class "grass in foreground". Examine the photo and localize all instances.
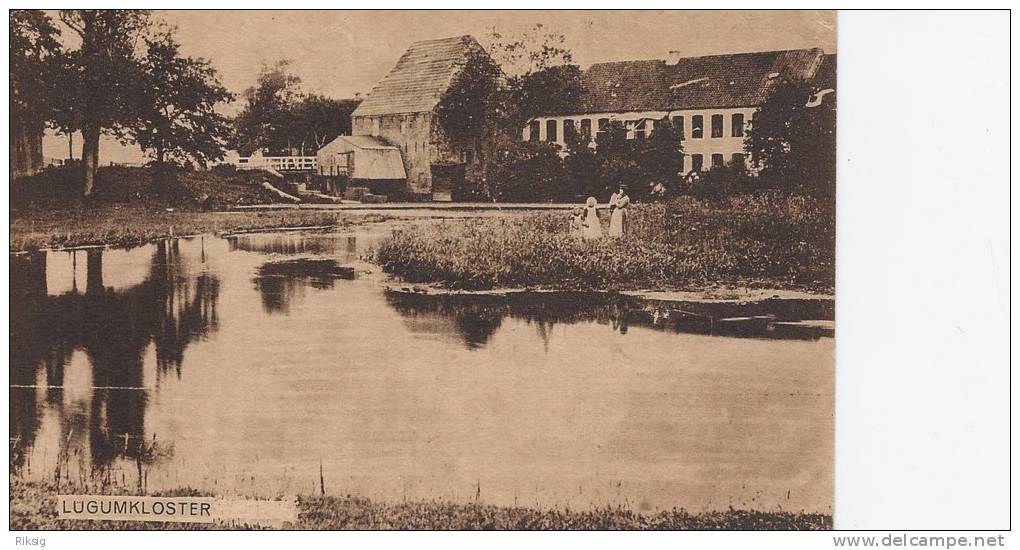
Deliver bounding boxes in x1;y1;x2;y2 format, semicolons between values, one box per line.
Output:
10;480;831;530
373;192;835;292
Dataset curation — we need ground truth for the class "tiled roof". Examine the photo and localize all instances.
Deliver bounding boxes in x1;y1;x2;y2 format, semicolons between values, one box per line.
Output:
352;35;483;117
577;48;826;114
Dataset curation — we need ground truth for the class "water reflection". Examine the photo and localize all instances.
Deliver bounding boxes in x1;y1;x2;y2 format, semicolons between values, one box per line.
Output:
228;233;358;258
9;229;833;513
10;240;220;472
254;259;355;315
385;291;834;351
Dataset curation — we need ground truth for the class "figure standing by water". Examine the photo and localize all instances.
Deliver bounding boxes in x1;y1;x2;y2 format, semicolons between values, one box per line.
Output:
608;184;630;238
582;197;603;240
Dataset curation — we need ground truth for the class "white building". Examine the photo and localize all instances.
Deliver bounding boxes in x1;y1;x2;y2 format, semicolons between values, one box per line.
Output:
524;49;836;173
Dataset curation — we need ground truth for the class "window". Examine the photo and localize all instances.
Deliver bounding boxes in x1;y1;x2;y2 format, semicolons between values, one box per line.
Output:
679;154;685;172
731;153;745;168
711;153;724;168
671;115;684;137
598;118;610;133
580;119;592;140
528;120;540;142
691;115;703;139
563;119;576;140
546;119;558;142
711;114;723;138
635;120;647;140
691;154;703;172
731;113;745;137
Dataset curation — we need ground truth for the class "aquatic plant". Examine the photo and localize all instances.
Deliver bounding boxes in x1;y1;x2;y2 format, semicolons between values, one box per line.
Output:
373;192;834;291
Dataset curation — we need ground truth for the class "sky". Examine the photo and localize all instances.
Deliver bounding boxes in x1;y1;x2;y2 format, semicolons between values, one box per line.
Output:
41;10;836;163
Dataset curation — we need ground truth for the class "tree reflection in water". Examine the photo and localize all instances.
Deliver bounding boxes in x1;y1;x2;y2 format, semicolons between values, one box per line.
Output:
385;291;834;351
9;240;220;474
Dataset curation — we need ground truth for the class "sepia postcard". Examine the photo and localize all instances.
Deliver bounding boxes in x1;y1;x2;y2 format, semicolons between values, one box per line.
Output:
10;9;837;532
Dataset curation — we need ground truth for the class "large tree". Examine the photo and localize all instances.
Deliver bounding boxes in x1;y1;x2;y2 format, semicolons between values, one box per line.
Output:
563;126;598;198
231;60;302;156
9;10;62;177
436;26;583;199
58;10;153;196
134;30;234;167
582;118;684;199
484;25;583;130
744;77;836;196
289;94;361;154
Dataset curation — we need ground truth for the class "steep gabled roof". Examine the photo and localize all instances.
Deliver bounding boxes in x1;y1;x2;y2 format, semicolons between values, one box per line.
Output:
578;48;826;113
352;35;484;118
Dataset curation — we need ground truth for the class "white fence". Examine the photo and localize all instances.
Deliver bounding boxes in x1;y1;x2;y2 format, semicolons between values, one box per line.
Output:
236;155;317;172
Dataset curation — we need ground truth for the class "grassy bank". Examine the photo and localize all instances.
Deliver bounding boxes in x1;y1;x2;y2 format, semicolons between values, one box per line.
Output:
10;479;831;530
9;166;375;252
10;203;370;252
12;165;281;209
373;192;835;292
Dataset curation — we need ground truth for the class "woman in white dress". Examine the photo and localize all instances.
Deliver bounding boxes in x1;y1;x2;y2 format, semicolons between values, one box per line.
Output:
582;197;602;240
608;185;630;238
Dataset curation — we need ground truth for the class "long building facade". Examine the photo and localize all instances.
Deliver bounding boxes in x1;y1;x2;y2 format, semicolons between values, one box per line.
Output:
523;49;837;173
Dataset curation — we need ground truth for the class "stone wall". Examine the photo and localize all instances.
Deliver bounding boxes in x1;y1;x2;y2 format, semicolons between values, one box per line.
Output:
353;111;477;196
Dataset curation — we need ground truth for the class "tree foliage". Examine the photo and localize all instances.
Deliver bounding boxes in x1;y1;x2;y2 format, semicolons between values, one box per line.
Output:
484;25;583;130
55;10;153;196
435;26;583;199
10;10;62;126
134;30;234;167
10;10;62;176
482;134;572;203
232;61;360;156
232;61;302;155
436;44;502;146
291;94;361;151
563;127;598;198
744;77;836;197
575;118;685;199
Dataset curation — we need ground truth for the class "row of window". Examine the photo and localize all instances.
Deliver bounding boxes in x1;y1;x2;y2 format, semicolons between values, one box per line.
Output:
684;152;746;172
679;113;746;139
527;113;746;142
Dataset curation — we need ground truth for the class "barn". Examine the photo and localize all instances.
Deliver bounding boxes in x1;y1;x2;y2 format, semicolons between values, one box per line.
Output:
316;135;407;197
349;35;492;201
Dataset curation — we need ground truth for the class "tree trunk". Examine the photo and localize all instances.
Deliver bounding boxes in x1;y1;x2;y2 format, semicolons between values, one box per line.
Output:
81;124;100;197
68;133;74;161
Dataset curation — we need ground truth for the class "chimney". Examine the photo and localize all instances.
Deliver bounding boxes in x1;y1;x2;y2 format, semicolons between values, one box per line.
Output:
666;50;683;65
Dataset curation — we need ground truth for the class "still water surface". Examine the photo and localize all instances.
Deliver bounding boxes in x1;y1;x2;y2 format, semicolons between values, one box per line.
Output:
10;221;833;513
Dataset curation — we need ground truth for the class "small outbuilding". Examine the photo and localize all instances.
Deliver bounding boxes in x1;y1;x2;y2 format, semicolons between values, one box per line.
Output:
316;135;407;197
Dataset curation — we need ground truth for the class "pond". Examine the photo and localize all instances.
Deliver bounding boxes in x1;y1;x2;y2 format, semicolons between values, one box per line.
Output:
9;220;833;515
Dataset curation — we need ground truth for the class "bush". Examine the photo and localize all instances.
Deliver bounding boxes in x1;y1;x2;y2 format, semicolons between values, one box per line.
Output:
485;140;573;203
210;163;237;176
